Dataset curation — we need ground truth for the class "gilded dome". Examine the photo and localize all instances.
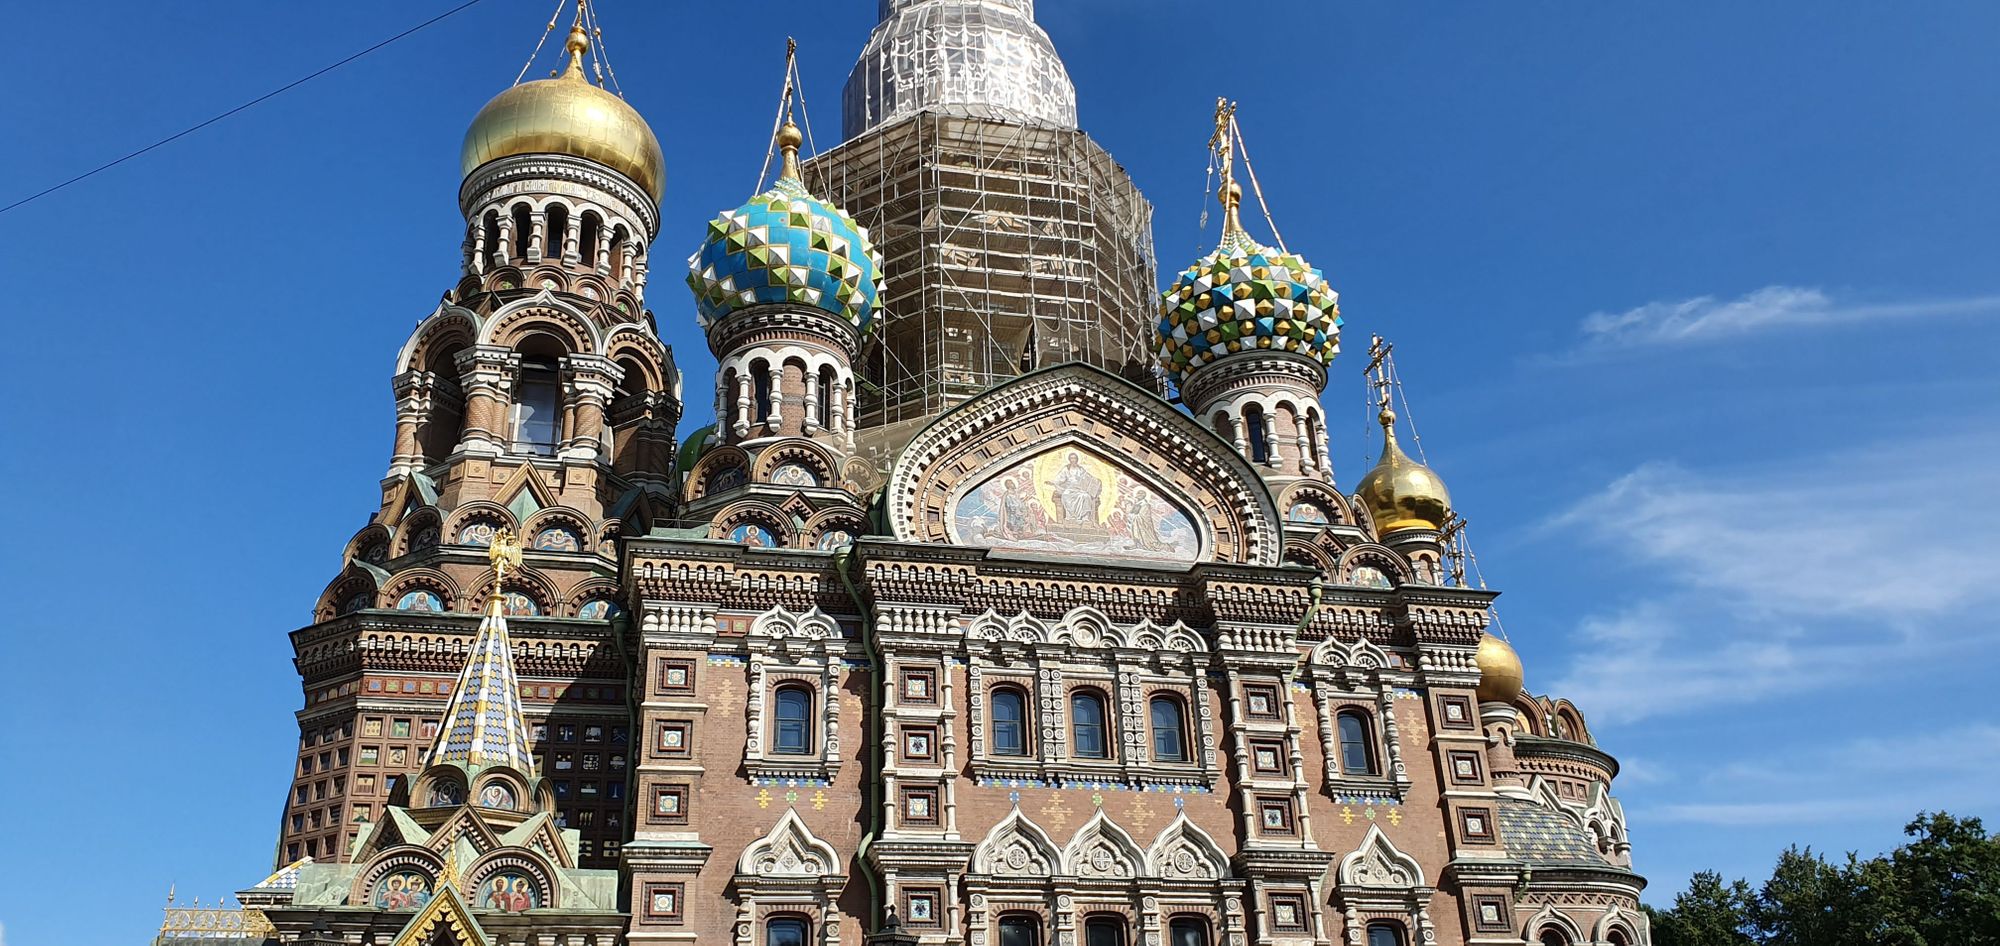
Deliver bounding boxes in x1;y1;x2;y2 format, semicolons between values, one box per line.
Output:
1355;409;1452;533
1475;633;1525;704
461;26;665;201
1157;182;1341;388
686;123;885;331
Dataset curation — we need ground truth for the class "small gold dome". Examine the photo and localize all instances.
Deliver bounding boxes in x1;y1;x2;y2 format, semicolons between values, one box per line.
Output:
461;26;664;201
1355;409;1452;532
1475;633;1525;704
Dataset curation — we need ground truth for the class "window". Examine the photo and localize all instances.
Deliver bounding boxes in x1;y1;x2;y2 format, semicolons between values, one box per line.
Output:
1537;932;1570;946
1084;916;1125;946
546;203;569;260
511;204;532;259
1168;918;1209;946
752;360;773;420
579;213;601;266
1337;710;1377;775
1244;404;1270;463
817;366;835;427
767;917;809;946
512;355;562;455
1071;690;1109;759
1366;923;1406;946
1150;695;1187;762
999;915;1041;946
481;210;501;262
991;688;1029;756
1606;933;1630;946
774;685;813;755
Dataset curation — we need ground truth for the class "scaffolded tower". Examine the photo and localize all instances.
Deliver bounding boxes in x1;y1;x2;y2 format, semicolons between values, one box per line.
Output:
803;0;1160;464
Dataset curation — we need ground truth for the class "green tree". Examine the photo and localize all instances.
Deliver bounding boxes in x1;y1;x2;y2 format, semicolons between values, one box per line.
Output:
1648;870;1754;946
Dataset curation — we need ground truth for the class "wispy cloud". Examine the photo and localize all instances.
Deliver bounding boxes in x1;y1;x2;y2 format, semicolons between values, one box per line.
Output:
1546;432;2000;723
1642;724;2000;827
1569;285;2000;353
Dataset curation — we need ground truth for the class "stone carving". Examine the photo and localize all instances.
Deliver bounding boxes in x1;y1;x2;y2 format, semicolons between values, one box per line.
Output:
1339;825;1424;889
737;808;841;878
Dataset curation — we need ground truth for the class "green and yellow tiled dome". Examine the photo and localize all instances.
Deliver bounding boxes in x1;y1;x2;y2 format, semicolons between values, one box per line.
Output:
1156;185;1340;386
686;123;884;331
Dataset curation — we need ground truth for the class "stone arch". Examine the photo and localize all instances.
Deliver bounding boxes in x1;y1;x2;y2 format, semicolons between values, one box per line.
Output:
347;523;395;566
738;808;841;877
1277;479;1350;526
1593;905;1643;945
479;292;604;354
972;808;1062;877
521;507;594;556
1062;810;1145;880
441;503;518;549
1337;824;1424;888
396;506;445;557
396;306;482;375
317;564;381;621
1310;637;1392;670
1523;906;1585;945
350;845;445;908
710;500;794;547
462;848;559;911
752;437;841;487
1335;544;1409;588
562;577;623;619
751;605;841;642
1055;605;1117;648
684;444;752;503
801;509;865;551
383;567;460;613
1145;813;1230;882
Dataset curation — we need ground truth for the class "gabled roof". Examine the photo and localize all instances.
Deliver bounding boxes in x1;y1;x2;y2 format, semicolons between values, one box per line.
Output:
390;880;490;946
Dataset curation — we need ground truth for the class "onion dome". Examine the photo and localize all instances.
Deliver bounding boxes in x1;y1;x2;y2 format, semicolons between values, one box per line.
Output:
1475;632;1525;704
687;121;885;331
461;24;665;201
1157;180;1341;387
1355;408;1452;533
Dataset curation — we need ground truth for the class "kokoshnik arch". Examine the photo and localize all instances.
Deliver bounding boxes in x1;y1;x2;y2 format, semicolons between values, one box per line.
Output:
162;4;1648;946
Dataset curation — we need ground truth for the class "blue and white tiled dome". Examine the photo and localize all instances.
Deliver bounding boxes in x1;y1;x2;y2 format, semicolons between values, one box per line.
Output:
686;126;884;331
1157;186;1340;387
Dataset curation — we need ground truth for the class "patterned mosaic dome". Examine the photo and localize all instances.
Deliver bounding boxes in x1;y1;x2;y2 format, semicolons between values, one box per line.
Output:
687;123;884;331
1157;183;1340;386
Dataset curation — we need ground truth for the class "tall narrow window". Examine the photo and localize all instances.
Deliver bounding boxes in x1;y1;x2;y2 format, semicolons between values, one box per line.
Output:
579;213;601;267
999;915;1041;946
482;210;501;263
1537;932;1570;946
774;685;812;755
1084;917;1125;946
1245;404;1270;463
1366;923;1405;946
1337;710;1377;776
991;688;1028;756
1168;918;1209;946
817;366;835;428
1304;408;1323;470
767;917;809;946
512;355;561;455
1071;691;1108;759
609;227;628;282
752;360;773;420
511;204;533;259
1150;695;1187;762
546;203;570;260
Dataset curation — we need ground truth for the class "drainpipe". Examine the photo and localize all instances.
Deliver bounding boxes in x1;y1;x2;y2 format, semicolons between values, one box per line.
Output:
835;547;886;932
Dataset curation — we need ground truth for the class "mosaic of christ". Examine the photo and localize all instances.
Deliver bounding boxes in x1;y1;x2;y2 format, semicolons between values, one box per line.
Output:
952;448;1200;563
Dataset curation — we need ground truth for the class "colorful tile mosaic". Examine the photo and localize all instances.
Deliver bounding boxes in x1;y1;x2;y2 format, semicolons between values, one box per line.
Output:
1156;230;1339;385
687;176;884;331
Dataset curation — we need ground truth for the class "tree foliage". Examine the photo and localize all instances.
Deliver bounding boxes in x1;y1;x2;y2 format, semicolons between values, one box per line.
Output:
1647;812;2000;946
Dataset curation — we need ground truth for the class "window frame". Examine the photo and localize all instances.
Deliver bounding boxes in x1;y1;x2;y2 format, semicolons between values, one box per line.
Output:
1336;709;1378;776
990;686;1030;757
1365;922;1407;946
1167;916;1210;946
1083;915;1127;946
772;683;815;756
766;915;811;946
1149;694;1189;762
998;913;1043;946
1070;688;1111;760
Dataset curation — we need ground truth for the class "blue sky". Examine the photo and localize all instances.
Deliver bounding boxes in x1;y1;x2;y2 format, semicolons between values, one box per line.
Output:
2;1;1997;943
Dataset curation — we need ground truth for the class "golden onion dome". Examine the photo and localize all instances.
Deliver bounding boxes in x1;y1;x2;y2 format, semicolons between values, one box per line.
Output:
1355;408;1452;533
461;25;664;202
1474;633;1525;704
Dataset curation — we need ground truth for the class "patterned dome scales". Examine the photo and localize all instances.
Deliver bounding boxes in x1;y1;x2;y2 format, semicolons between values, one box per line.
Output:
1158;226;1340;385
687;124;884;331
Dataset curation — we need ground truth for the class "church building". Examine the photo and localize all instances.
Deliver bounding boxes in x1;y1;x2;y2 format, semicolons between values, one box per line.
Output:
170;3;1648;945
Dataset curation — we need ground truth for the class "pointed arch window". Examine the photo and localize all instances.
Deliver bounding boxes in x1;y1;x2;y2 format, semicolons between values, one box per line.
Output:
1071;690;1108;759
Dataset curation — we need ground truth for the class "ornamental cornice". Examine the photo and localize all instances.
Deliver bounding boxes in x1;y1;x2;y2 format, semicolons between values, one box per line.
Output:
706;303;861;361
459;152;659;236
1178;351;1327;413
1514;735;1621;780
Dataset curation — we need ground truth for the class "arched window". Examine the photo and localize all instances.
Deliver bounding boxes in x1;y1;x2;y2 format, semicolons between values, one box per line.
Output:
545;203;570;260
579;212;601;267
1305;407;1323;469
482;210;501;264
609;226;629;282
1337;709;1377;776
1606;932;1630;946
1071;690;1108;759
511;345;563;456
999;915;1041;946
510;204;533;260
1149;695;1187;762
991;687;1028;756
1365;923;1405;946
773;685;813;755
817;365;835;427
752;359;773;420
767;916;809;946
1538;931;1570;946
1244;404;1270;463
1083;916;1125;946
1168;917;1209;946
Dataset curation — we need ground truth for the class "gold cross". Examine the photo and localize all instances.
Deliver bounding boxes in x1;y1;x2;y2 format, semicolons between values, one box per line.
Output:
1126;796;1156;833
1041;793;1075;831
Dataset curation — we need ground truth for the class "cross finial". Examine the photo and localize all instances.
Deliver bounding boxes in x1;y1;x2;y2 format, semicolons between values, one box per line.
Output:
1210;98;1243;237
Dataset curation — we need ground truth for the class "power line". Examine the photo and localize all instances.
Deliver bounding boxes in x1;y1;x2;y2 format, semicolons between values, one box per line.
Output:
0;0;491;218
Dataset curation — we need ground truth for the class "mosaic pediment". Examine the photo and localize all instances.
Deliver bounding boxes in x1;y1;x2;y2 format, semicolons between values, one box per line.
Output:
950;445;1203;563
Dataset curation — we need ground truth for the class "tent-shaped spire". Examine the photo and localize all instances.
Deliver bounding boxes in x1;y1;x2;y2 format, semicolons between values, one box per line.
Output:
428;531;537;774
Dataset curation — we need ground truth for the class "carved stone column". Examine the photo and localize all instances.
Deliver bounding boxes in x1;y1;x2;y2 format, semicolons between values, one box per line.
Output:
388;371;431;476
560;355;621;463
456;346;518;456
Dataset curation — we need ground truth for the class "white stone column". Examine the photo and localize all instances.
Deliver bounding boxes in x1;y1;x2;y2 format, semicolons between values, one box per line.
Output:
803;370;822;430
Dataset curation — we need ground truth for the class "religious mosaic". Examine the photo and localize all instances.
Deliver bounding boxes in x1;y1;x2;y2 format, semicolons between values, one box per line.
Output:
480;873;540;913
952;447;1200;563
397;590;443;612
372;871;433;910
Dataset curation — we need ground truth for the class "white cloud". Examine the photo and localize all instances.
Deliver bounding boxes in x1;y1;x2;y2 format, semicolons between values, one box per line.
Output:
1571;285;2000;351
1546;432;2000;723
1640;724;2000;827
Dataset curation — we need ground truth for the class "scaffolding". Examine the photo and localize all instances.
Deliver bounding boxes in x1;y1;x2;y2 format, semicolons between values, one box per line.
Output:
802;111;1161;464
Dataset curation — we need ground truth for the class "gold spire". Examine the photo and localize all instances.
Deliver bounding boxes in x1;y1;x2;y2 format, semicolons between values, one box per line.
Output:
1210;98;1246;240
560;20;589;81
775;37;805;183
778;121;804;182
1356;336;1453;533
